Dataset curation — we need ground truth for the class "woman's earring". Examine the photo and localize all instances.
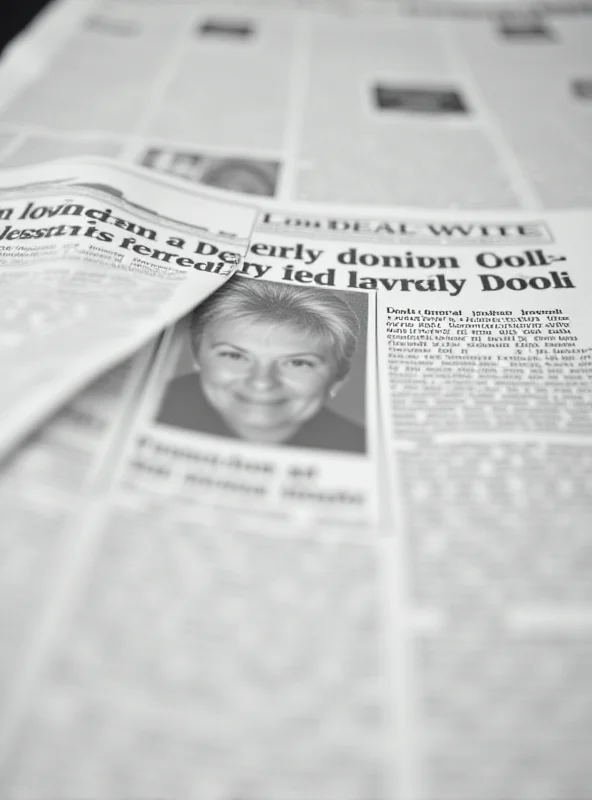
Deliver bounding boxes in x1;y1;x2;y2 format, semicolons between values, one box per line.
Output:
329;387;338;399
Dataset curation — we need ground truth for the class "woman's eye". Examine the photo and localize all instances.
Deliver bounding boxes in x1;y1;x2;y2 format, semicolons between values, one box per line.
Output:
218;350;245;361
287;358;315;369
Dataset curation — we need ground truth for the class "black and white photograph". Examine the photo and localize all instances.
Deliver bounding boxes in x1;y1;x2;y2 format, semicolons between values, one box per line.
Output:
197;18;255;39
140;147;280;197
572;78;592;100
373;83;470;115
498;12;556;40
156;278;368;453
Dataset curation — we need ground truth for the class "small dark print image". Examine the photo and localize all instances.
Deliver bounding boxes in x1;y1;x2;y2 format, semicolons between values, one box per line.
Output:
498;12;555;40
572;79;592;100
374;84;469;115
201;160;277;196
140;148;280;197
198;18;254;38
157;279;368;454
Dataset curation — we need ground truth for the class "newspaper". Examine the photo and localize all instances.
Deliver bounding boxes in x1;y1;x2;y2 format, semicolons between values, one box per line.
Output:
0;0;591;798
0;156;254;457
1;201;591;798
0;0;590;210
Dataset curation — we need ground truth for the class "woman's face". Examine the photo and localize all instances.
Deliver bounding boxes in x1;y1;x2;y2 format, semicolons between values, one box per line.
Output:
196;316;341;443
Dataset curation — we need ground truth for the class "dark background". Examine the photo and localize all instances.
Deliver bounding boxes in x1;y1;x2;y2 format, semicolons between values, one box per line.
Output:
2;0;51;55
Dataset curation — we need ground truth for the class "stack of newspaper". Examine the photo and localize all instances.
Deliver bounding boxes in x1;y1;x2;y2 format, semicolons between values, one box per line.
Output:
0;0;591;798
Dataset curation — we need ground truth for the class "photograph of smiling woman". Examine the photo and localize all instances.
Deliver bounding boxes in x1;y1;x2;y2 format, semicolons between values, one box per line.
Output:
156;278;367;453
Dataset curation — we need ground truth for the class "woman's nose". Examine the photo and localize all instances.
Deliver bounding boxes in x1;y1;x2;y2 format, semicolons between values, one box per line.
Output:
245;362;278;390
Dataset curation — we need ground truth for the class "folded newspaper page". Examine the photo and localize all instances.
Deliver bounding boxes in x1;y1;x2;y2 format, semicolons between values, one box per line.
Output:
0;157;255;457
1;201;591;799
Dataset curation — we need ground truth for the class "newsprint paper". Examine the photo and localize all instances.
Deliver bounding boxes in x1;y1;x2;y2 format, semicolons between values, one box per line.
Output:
0;0;591;798
0;198;591;799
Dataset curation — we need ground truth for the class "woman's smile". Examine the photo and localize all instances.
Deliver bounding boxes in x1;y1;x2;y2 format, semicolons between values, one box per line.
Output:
234;393;285;404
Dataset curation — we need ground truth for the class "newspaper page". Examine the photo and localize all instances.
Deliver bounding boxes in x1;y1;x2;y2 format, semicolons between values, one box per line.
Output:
1;203;591;799
0;0;590;209
8;0;583;247
0;156;255;456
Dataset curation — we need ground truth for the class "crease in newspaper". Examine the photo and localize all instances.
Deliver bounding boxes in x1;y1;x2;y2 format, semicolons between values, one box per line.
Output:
277;14;313;202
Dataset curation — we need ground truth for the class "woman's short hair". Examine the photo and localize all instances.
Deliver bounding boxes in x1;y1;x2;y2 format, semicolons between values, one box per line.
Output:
190;278;361;380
